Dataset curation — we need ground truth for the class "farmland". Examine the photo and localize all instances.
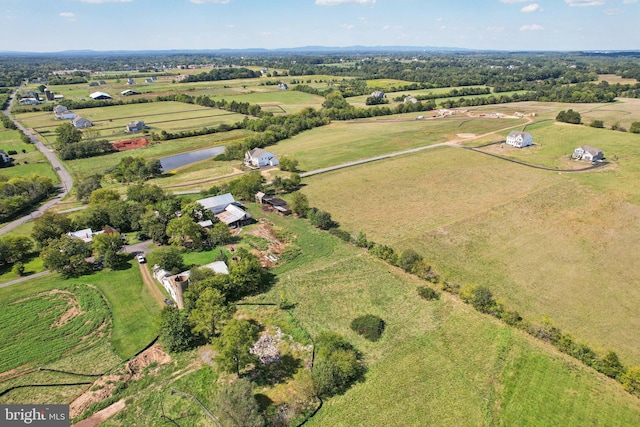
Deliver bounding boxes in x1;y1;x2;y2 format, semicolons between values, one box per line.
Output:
300;138;640;366
16;101;248;144
245;209;640;426
0;260;160;358
270;113;528;171
4;50;640;426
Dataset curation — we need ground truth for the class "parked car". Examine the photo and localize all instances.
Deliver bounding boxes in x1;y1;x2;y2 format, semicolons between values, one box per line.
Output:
164;298;175;306
137;255;146;263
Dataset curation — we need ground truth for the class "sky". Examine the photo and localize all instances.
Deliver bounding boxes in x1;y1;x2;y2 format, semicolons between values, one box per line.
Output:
2;0;639;52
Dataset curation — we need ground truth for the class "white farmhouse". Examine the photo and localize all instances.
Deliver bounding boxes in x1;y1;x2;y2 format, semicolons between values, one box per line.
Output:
505;131;534;148
572;145;604;162
244;148;279;168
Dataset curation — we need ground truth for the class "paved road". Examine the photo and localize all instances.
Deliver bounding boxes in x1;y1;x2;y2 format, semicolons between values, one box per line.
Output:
0;270;51;289
0;240;153;289
0;85;74;236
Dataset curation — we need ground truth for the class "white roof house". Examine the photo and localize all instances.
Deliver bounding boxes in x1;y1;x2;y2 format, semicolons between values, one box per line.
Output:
201;261;229;275
505;131;533;148
121;89;140;96
89;91;112;100
195;193;238;215
371;91;386;98
67;228;94;243
244;148;279;168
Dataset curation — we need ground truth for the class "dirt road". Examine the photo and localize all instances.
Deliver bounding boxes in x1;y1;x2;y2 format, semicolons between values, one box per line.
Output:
138;262;166;307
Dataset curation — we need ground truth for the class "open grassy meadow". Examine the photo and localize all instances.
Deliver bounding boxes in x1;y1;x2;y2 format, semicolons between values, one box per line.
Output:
269;114;528;171
0;260;160;358
244;209;640;426
17;101;247;144
300;143;640;366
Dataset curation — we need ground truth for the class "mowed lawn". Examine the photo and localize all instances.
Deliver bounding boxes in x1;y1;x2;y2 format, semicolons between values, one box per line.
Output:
270;115;528;171
248;210;640;426
301;146;640;366
0;260;161;358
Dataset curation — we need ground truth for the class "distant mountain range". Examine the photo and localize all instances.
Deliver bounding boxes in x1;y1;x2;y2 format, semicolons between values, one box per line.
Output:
0;45;475;56
1;46;639;56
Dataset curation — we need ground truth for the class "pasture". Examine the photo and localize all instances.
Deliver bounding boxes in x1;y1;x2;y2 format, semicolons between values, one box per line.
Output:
0;259;160;358
300;144;640;366
245;209;640;426
63;129;250;180
269;114;528;171
0;150;59;182
16;101;248;144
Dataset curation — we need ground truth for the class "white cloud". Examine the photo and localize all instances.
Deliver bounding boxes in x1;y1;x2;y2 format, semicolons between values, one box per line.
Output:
622;0;638;3
315;0;375;5
59;12;76;22
520;24;544;30
521;3;542;12
486;26;505;32
341;24;355;29
565;0;606;6
80;0;132;3
500;0;529;3
604;8;622;14
190;0;231;3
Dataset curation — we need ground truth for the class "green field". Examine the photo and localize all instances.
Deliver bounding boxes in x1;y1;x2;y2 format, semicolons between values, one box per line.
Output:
0;150;59;182
269;114;528;171
243;208;640;426
16;101;248;144
0;284;122;404
0;260;160;358
63;129;250;181
300;144;640;366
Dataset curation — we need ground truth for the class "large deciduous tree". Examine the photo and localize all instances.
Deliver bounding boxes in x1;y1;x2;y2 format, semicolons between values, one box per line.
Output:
92;231;123;269
41;235;92;278
31;211;72;247
55;122;82;148
189;287;233;340
159;307;197;353
148;246;184;273
215;319;260;375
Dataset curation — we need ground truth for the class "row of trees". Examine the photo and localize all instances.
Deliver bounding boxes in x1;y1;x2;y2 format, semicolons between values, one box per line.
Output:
0;174;55;222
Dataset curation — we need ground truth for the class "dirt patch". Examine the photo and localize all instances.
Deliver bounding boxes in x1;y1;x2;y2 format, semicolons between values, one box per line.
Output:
111;137;149;151
126;344;172;380
456;133;476;138
243;219;288;267
72;399;125;427
69;344;171;418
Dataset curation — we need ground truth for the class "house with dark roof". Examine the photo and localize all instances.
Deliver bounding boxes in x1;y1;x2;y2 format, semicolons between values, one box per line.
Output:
72;117;93;129
505;131;534;148
255;192;291;215
127;78;136;85
572;145;604;162
244;148;279;168
371;91;386;98
0;149;13;166
126;120;147;133
278;83;288;90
